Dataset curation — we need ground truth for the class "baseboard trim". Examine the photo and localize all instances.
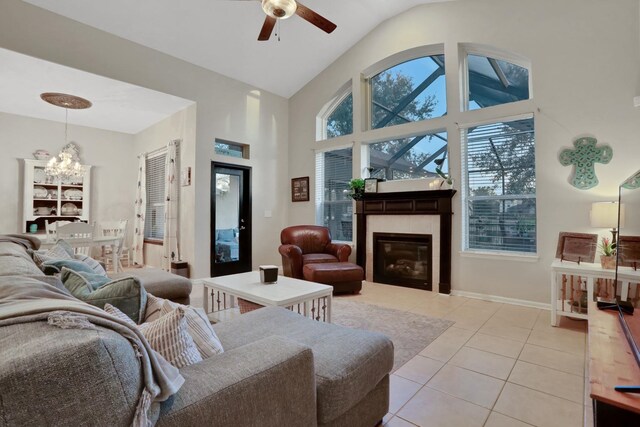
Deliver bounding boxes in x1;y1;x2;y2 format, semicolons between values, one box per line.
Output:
450;289;550;310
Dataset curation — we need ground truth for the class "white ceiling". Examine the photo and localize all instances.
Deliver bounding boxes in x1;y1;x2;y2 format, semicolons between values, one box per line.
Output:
22;0;450;98
0;48;194;134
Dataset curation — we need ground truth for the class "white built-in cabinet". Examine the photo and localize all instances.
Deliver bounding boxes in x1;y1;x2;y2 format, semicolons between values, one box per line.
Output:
22;159;92;233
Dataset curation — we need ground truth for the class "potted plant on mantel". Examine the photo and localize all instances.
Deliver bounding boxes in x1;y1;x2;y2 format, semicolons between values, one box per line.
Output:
347;178;365;201
599;237;616;269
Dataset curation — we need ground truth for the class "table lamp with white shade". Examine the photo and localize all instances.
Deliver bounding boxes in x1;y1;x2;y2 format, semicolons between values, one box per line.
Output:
590;201;625;243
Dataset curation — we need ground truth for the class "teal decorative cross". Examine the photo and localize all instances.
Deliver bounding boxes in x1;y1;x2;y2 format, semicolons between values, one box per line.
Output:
559;137;613;190
622;170;640;190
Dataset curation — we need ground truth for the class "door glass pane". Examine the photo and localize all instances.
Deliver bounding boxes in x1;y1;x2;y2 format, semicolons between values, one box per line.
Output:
214;173;240;263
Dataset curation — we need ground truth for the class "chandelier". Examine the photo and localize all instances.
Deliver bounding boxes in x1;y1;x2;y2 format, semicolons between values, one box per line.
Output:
46;143;85;182
40;93;92;182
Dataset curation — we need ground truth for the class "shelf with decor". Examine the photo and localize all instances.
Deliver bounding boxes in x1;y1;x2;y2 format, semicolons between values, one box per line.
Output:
22;158;92;234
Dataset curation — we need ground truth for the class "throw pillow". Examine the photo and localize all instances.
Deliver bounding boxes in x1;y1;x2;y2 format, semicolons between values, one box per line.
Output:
42;259;98;276
30;241;74;266
144;293;165;323
73;254;107;276
160;300;224;358
139;306;202;369
61;268;147;323
104;303;137;328
60;267;111;291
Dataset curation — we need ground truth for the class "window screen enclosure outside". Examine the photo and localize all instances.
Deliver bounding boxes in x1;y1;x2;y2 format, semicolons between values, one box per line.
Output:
215;139;249;159
326;93;353;139
468;54;529;110
145;154;166;240
368;132;448;181
463;118;536;253
315;148;353;242
370;55;446;130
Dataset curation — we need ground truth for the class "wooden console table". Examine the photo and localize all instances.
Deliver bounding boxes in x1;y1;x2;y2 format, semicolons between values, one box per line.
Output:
550;260;640;326
588;300;640;425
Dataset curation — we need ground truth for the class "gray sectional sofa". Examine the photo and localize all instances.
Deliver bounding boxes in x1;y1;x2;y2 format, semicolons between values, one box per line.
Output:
0;235;393;426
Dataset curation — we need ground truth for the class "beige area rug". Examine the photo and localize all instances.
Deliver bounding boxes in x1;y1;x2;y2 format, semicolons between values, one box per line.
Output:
191;283;453;371
331;299;453;371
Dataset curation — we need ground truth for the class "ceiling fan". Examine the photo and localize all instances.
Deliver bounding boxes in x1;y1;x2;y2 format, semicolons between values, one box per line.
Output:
235;0;337;41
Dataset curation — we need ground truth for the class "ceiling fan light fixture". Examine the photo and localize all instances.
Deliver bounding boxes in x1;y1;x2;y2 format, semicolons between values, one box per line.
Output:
261;0;297;19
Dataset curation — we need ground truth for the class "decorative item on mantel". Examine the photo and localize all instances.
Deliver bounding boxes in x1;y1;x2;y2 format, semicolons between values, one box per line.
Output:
559;136;613;190
346;178;365;201
434;154;453;189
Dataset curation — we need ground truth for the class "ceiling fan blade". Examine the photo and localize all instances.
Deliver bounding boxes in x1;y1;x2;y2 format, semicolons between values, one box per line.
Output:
295;2;337;34
258;16;277;41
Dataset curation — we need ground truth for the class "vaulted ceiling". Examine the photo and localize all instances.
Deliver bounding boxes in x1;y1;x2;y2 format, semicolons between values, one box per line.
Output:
22;0;451;98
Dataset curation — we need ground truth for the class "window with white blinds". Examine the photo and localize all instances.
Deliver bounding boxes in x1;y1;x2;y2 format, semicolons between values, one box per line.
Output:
462;117;536;254
145;154;166;240
315;147;353;242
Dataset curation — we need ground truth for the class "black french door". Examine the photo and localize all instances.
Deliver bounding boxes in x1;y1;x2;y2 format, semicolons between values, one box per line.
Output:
210;162;252;277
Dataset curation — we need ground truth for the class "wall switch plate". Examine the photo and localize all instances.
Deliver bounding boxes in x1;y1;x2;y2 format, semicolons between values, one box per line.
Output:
634;96;640;107
264;210;272;218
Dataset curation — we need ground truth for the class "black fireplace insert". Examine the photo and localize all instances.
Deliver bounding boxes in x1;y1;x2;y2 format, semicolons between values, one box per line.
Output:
373;232;432;290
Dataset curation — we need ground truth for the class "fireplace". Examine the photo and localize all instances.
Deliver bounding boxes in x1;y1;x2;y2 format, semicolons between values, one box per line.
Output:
373;233;432;290
355;189;455;294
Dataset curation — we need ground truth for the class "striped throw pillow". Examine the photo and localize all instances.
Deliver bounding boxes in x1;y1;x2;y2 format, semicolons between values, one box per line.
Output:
139;306;202;368
31;243;73;266
144;293;165;323
74;254;107;276
160;301;224;358
104;303;137;328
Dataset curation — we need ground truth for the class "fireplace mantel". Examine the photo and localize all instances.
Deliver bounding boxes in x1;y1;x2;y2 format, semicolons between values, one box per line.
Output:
355;189;456;294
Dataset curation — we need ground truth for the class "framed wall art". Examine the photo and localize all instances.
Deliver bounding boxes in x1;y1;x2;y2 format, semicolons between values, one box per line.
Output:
291;176;309;202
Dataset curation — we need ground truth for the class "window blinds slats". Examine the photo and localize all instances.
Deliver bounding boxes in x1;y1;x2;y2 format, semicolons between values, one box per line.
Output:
463;118;536;254
315;148;353;242
145;154;166;240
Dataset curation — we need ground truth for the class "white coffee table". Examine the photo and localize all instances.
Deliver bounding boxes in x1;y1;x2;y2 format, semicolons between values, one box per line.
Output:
202;272;333;323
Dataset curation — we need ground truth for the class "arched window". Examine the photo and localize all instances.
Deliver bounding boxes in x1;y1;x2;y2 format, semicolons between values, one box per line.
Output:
326;93;353;139
460;47;535;254
466;54;530;110
317;83;353;141
370;55;446;130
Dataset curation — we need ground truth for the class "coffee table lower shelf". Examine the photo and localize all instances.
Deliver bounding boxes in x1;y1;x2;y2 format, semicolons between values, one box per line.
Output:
202;272;333;323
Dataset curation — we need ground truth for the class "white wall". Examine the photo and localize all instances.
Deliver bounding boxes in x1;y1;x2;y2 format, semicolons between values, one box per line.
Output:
0;112;136;235
288;0;640;303
0;0;290;278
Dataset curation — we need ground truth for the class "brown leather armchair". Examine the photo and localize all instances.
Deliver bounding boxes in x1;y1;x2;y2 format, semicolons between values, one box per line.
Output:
279;225;351;279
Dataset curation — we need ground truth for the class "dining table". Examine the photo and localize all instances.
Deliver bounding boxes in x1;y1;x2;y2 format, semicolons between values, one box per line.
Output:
38;236;122;273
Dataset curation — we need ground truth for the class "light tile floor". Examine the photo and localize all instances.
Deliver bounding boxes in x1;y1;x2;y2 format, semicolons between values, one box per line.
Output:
338;282;589;427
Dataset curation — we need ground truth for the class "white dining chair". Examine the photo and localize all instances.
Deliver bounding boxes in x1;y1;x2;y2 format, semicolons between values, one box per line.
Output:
44;220;72;242
55;222;95;256
96;220;129;270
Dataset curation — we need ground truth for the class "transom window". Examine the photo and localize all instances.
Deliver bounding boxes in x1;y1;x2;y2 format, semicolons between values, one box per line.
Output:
370;55;446;130
462;117;536;253
467;54;529;110
369;131;448;181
